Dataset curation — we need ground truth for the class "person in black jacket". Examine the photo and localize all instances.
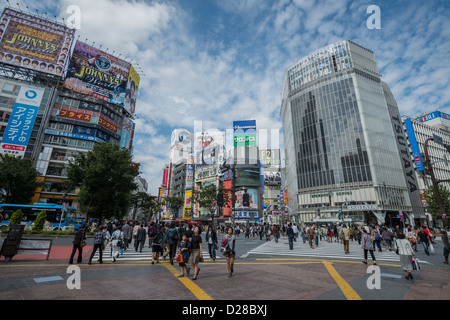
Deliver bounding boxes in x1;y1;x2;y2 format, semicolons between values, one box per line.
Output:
205;225;218;261
69;225;86;264
135;224;147;252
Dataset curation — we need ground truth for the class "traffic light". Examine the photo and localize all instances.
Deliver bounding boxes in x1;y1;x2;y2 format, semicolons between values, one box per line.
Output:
217;193;224;207
243;193;250;207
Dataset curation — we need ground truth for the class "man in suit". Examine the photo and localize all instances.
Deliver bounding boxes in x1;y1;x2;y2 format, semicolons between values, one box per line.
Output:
122;221;132;251
135;224;147;252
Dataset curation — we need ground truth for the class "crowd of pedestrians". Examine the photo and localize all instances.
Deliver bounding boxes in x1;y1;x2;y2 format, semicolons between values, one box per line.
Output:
69;218;449;281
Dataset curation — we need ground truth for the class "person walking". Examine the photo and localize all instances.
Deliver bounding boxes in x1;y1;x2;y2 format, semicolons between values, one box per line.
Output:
122;221;132;251
395;233;415;280
292;223;299;242
372;225;383;252
418;226;431;256
307;225;315;249
167;223;179;265
287;223;294;250
442;228;449;264
342;225;350;254
177;233;190;278
135;224;147;252
88;225;107;264
69;225;86;264
361;228;377;265
205;225;218;261
222;226;236;278
110;226;123;262
188;226;203;280
382;227;394;251
407;226;418;252
355;226;362;245
150;225;164;264
147;222;156;248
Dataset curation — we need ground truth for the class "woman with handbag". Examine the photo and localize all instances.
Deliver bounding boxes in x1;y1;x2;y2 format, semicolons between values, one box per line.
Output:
222;226;236;278
395;233;416;280
205;225;218;261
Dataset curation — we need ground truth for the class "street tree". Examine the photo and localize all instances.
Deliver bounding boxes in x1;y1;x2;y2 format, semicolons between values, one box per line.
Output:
424;184;450;222
0;155;42;204
165;196;184;218
131;191;158;222
67;143;138;222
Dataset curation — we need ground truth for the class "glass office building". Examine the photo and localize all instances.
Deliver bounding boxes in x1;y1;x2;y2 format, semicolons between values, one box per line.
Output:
281;40;413;225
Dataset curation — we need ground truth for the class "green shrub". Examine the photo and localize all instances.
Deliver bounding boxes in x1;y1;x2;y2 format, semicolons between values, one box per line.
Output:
9;209;24;226
32;210;47;231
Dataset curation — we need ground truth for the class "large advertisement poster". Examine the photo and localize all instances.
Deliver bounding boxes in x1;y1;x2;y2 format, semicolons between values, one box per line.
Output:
64;41;139;115
0;8;74;76
194;129;225;167
1;86;44;157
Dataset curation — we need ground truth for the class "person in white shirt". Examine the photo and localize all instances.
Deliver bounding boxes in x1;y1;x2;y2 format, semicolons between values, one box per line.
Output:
292;224;299;242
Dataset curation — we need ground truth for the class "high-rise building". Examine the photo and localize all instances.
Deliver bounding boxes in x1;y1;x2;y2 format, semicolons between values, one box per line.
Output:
403;111;450;223
281;40;415;226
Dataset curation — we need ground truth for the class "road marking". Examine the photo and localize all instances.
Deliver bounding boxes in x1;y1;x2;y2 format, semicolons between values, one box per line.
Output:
163;263;214;301
322;261;362;300
33;276;64;283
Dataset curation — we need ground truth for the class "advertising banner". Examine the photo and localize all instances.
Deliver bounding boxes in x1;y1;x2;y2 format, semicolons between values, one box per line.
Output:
404;118;424;171
59;108;92;122
260;149;281;167
235;188;259;209
1;86;44;157
0;8;74;76
233;120;257;147
64;41;139;114
162;169;169;188
184;188;193;219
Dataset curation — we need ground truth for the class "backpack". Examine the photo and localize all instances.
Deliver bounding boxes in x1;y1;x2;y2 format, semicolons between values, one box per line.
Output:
339;231;345;240
169;229;178;242
152;231;163;245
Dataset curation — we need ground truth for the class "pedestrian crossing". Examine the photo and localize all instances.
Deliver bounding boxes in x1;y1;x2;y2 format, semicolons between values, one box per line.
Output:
91;244;222;262
240;237;404;262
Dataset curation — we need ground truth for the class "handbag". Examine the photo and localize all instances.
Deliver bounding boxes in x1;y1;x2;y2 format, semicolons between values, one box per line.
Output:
429;242;435;253
80;239;86;247
176;251;183;263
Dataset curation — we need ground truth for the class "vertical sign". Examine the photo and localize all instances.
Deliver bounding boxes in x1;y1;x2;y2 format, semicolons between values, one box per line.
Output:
404;118;424;171
1;86;44;157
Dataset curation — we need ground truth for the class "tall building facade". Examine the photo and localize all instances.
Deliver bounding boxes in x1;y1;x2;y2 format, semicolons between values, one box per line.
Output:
403;111;450;225
281;40;413;226
0;7;140;210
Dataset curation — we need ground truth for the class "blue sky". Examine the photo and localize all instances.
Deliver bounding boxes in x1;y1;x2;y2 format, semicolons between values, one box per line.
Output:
13;0;450;195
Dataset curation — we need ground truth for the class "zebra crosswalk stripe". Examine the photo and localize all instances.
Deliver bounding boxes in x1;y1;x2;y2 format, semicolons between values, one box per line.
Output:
92;246;221;261
241;238;402;262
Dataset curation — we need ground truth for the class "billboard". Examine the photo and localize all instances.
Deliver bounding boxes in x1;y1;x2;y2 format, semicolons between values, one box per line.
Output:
1;86;44;157
415;111;450;123
235;188;259;210
404;118;424;171
233;120;257;147
184;188;193;219
260;149;281;167
194;129;225;167
235;165;261;186
0;8;75;76
64;41;139;115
